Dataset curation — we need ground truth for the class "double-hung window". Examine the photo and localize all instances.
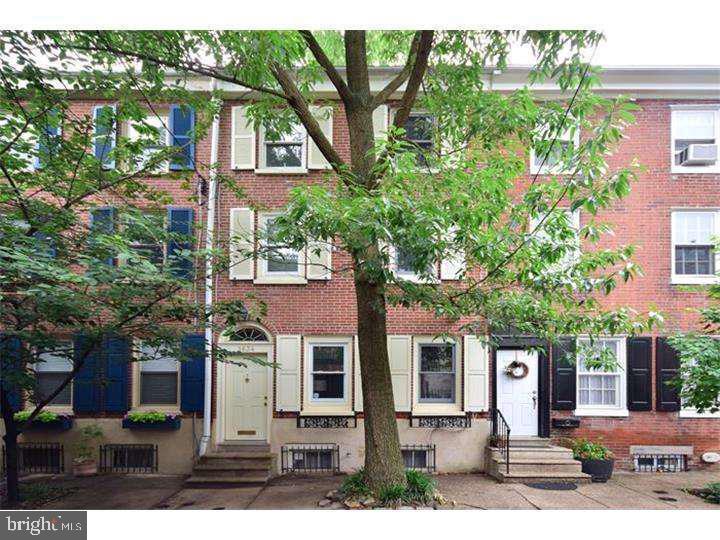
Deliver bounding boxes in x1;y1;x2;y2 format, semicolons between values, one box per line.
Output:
671;211;719;285
390;244;438;283
138;344;179;407
530;125;579;175
671;107;720;173
576;337;627;416
403;112;435;167
260;122;307;171
418;343;456;404
529;208;581;270
34;345;73;408
309;343;348;402
127;115;170;173
260;214;300;276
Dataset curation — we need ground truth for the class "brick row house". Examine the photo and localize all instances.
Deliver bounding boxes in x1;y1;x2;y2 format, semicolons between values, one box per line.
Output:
6;66;720;482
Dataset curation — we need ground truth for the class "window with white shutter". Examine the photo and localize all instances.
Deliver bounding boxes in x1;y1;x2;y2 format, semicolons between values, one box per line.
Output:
308;106;333;170
231;106;256;170
229;208;255;280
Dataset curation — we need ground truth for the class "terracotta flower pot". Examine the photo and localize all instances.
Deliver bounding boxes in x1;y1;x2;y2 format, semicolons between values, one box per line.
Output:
73;460;98;477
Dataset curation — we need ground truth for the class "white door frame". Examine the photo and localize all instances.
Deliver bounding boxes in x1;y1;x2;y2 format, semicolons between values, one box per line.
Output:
216;334;273;444
495;348;540;437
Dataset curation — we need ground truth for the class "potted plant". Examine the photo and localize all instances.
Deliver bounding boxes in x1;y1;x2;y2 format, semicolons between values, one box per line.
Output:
72;424;104;477
14;410;74;431
569;437;615;482
121;411;181;430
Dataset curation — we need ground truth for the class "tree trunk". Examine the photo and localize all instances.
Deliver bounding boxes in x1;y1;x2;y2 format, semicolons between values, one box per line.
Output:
2;416;20;508
355;275;407;491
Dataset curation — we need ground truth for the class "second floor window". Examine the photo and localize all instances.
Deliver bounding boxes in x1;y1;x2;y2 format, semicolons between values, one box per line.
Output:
403;112;435;166
262;215;300;275
671;108;719;172
261;122;307;169
672;211;717;283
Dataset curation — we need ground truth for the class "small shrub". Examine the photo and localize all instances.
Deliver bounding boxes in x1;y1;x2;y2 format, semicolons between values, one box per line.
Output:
73;424;104;464
341;469;372;499
569;438;613;461
695;482;720;504
404;469;436;505
378;484;405;507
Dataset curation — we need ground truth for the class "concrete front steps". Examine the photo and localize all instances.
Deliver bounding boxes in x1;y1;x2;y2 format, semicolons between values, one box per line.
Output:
185;443;274;488
487;438;591;484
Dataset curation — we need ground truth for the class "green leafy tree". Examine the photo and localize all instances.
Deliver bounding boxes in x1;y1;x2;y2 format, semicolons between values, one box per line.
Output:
8;30;659;495
0;31;258;506
668;242;720;413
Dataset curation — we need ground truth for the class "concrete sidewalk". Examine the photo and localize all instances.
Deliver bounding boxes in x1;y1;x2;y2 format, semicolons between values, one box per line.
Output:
32;469;720;510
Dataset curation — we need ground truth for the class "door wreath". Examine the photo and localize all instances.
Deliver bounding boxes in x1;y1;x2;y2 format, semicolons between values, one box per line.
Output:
504;360;529;379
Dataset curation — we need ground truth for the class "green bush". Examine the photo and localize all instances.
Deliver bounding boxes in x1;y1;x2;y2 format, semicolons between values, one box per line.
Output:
569;438;613;460
13;410;61;423
342;468;436;507
699;482;720;504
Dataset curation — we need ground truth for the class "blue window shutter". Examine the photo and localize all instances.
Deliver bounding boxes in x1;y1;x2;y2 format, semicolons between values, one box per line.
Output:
102;335;130;413
167;207;194;279
93;105;116;169
180;334;205;413
169;104;195;171
73;334;102;413
1;335;23;413
35;109;61;170
90;207;116;266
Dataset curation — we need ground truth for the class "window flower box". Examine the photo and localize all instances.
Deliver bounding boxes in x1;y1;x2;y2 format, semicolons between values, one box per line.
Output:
122;412;181;430
14;411;74;432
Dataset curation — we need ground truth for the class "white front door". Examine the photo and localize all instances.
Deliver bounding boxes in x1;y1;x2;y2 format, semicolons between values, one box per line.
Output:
224;354;269;441
496;349;539;437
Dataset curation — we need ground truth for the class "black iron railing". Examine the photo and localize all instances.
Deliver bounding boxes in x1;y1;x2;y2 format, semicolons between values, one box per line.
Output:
1;443;64;475
280;443;340;473
490;408;511;474
99;444;158;474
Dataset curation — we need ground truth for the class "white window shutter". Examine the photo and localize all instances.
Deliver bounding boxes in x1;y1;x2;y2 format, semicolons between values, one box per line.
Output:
308;106;333;169
231;106;256;170
373;105;389;141
353;336;363;412
306;239;332;280
276;335;301;412
388;335;412;411
464;335;489;411
229;208;255;280
440;227;465;280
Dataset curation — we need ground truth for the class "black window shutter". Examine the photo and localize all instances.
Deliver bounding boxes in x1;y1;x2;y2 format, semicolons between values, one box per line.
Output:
552;338;576;410
656;337;681;412
627;337;652;411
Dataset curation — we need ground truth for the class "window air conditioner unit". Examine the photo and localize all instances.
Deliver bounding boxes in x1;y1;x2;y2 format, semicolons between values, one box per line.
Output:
677;143;718;166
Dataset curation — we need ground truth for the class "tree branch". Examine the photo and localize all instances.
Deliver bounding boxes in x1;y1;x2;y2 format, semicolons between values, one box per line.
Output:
391;30;434;129
298;30;353;106
370;31;424;109
270;63;346;173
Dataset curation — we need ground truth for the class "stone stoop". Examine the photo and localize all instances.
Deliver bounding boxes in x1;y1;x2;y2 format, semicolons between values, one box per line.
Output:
486;438;591;484
185;443;274;488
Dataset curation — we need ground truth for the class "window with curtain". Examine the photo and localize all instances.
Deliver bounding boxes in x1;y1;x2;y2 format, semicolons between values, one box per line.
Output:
139;345;179;406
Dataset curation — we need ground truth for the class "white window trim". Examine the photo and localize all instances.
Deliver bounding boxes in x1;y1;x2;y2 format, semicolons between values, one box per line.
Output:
529;126;580;175
574;336;629;418
31;344;74;413
257;124;308;174
412;336;463;416
131;342;181;412
125;113;171;174
670;210;720;285
255;212;307;285
302;336;352;415
388;244;439;284
670;106;720;175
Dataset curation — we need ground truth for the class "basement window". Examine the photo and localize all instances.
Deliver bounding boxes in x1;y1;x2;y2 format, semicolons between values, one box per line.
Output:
100;444;158;474
633;454;687;473
401;444;436;472
280;444;339;473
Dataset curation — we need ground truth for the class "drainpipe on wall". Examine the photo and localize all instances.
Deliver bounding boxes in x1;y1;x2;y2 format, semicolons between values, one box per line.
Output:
200;77;220;456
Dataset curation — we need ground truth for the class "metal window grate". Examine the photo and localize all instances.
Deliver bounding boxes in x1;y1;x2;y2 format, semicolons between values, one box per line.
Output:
99;444;158;474
634;454;687;473
281;444;339;474
401;444;436;472
1;443;64;475
409;414;471;428
296;415;357;429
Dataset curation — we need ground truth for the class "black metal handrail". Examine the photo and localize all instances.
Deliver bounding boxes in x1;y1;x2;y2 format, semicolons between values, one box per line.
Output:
490;408;511;474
